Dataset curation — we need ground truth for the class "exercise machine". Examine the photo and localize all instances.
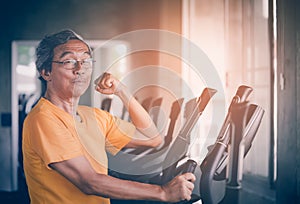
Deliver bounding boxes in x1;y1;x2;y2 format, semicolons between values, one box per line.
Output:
110;88;217;204
110;85;264;204
199;85;264;204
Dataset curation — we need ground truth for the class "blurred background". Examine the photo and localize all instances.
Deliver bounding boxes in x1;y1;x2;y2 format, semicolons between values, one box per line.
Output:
0;0;299;203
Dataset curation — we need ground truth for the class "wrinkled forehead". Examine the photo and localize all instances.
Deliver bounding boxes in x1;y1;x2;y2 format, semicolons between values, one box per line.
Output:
53;39;91;59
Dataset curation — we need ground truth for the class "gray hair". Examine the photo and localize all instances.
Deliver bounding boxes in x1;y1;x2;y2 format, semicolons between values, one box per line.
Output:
35;29;92;85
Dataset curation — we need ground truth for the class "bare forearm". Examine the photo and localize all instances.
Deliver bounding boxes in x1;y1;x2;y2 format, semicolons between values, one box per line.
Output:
87;173;165;201
86;172;195;202
116;85;160;138
50;156;195;203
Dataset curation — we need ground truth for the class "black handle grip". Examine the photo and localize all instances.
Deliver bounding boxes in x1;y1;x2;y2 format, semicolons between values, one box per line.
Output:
175;160;198;204
181;159;197;174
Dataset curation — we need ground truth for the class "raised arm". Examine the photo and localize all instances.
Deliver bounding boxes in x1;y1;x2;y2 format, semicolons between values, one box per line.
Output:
49;156;195;202
94;72;162;148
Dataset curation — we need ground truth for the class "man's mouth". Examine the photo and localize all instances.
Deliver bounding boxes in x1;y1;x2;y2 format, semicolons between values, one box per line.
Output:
73;78;86;83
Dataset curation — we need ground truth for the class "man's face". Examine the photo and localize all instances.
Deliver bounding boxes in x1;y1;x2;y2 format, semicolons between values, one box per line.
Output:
49;39;92;99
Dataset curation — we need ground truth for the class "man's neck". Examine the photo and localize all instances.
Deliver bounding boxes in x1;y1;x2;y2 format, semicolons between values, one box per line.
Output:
44;91;79;116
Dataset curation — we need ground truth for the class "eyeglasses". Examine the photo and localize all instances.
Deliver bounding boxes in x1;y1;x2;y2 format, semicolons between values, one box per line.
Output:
52;58;95;70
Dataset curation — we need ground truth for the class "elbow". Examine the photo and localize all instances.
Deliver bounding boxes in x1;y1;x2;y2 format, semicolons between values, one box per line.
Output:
79;174;111;198
82;188;108;198
78;175;101;196
82;188;93;196
79;181;96;195
80;180;108;198
149;135;163;148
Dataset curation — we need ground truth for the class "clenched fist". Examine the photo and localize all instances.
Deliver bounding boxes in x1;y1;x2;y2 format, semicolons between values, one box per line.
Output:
161;173;196;203
94;72;122;95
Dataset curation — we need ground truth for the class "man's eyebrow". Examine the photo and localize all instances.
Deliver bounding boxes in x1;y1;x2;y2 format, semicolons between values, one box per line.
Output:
59;51;91;59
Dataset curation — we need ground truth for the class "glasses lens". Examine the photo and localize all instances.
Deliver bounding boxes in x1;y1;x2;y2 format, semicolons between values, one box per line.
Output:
82;59;93;69
63;60;77;69
61;59;94;70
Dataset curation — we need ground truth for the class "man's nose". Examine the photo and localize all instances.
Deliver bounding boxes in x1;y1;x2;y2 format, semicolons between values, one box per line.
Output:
74;61;85;74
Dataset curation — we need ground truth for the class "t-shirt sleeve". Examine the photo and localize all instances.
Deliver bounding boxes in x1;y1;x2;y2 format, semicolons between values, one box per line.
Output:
26;112;83;169
94;109;136;155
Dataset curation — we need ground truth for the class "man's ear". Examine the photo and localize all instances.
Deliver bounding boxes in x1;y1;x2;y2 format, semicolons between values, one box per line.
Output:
40;69;52;81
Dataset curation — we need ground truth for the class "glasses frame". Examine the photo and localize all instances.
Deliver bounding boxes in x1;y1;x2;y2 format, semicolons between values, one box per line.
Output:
52;58;95;70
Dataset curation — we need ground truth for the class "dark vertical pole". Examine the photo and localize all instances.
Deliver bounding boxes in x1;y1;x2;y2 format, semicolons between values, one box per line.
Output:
268;0;276;189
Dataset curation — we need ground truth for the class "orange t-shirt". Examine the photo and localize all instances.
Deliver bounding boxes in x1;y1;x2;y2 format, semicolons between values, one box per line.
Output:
22;98;135;204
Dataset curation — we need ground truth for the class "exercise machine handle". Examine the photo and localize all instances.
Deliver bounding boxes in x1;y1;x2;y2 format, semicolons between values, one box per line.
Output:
162;88;217;183
175;159;198;204
221;101;249;204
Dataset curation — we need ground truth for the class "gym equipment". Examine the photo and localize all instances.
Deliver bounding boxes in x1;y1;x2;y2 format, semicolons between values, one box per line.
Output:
199;86;264;204
109;88;217;204
110;85;264;204
168;85;256;204
160;88;217;184
220;101;250;204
